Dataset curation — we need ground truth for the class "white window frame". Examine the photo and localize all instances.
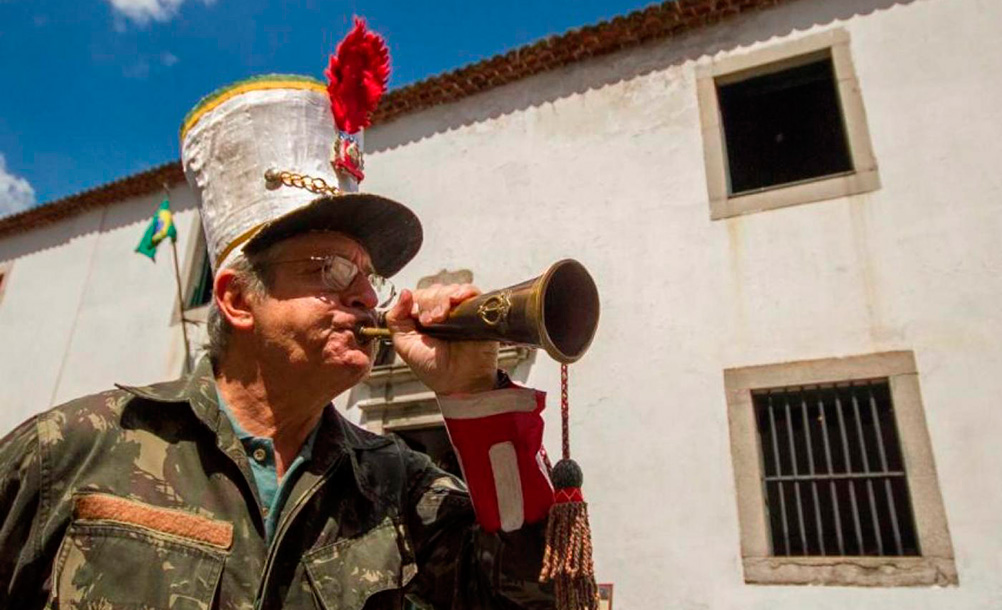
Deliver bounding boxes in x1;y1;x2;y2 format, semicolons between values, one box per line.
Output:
724;351;957;586
697;29;880;220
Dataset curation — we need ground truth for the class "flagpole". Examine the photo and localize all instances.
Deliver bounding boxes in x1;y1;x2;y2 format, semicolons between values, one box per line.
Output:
161;183;192;374
170;237;192;374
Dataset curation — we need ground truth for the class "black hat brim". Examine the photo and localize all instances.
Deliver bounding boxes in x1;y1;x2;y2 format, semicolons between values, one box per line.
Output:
242;193;423;278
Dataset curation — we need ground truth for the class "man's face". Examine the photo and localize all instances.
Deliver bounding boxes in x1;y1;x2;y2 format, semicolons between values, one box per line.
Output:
249;231;380;391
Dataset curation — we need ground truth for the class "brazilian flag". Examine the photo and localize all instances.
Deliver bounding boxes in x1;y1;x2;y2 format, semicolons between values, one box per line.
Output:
136;199;177;261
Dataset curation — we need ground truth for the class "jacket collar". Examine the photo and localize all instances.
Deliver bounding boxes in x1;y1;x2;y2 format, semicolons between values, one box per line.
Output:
115;356;393;453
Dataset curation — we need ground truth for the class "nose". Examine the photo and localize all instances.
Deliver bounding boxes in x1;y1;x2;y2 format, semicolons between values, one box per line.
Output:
338;273;379;310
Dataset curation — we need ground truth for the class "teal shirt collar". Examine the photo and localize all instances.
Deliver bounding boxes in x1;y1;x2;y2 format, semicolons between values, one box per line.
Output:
214;384;320;543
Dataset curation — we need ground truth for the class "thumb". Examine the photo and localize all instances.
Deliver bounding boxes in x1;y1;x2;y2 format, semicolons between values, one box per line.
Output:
384;289;416;332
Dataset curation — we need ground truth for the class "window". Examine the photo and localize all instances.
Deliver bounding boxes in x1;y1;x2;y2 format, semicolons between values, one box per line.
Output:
697;29;879;220
172;219;214;366
718;55;852;194
724;351;957;586
754;380;918;558
187;248;213;309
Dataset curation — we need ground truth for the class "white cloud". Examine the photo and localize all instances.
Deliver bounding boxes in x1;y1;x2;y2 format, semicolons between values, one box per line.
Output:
0;154;36;217
161;51;179;67
106;0;215;26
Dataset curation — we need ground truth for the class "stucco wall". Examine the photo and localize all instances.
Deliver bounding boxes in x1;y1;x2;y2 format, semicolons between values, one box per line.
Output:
1;0;1000;607
0;187;200;433
356;0;1002;607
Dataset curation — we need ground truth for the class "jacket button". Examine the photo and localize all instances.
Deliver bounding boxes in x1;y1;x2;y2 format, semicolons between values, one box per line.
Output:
252;447;267;462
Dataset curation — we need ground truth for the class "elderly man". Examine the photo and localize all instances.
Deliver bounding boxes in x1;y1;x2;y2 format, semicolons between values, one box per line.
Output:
0;22;558;610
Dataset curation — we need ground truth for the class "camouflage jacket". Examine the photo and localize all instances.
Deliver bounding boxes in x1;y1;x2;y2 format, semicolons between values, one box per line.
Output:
0;358;554;609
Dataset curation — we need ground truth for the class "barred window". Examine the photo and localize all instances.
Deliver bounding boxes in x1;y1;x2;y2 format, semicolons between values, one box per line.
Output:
754;380;919;557
725;352;956;586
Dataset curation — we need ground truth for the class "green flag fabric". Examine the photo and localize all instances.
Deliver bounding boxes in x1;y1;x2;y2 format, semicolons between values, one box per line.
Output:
136;199;177;261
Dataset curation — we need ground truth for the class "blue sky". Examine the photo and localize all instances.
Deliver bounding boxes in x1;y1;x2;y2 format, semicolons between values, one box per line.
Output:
0;0;657;217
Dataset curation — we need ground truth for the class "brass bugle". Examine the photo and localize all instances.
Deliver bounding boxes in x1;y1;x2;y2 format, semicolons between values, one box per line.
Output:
358;259;600;364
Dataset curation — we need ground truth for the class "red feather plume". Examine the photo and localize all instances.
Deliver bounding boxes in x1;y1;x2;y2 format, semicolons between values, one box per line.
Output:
325;17;390;134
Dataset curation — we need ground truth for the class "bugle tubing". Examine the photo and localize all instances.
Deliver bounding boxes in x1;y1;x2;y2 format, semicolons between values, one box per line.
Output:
359;259;600;364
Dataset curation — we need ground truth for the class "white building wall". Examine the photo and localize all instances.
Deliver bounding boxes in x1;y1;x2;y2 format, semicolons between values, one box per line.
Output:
0;188;200;433
0;0;1000;607
357;0;1002;607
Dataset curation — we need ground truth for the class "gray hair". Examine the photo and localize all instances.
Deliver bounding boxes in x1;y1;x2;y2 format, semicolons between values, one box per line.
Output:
205;250;272;364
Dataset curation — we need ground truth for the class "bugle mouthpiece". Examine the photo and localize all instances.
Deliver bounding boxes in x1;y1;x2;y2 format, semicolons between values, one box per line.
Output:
357;326;392;339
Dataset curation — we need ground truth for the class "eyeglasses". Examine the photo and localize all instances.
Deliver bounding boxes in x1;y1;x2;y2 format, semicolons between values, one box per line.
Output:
263;255;397;307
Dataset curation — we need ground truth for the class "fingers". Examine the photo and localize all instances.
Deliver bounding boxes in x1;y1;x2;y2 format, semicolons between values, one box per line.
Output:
449;284;480;304
383;289;416;332
409;283;481;325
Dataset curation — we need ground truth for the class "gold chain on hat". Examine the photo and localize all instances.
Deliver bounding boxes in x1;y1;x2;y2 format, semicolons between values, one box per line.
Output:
264;169;340;197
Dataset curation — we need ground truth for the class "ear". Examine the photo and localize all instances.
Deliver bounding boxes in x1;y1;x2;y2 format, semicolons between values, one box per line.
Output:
214;267;256;332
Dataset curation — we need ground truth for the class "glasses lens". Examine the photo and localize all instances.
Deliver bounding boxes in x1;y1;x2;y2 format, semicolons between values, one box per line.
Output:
322;256;359;291
368;274;397;308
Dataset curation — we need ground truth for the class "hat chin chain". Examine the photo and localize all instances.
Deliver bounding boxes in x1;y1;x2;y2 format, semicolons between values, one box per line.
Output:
262;127;366;198
263;167;341;198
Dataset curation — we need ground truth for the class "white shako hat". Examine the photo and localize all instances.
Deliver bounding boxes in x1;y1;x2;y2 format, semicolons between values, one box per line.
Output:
180;19;422;276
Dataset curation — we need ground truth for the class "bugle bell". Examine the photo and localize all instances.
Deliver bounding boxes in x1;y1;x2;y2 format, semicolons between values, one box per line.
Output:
358;259;600;363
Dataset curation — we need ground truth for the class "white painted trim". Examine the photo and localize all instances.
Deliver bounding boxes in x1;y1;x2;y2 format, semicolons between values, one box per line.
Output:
489;442;525;532
437;387;539;420
697;28;880;220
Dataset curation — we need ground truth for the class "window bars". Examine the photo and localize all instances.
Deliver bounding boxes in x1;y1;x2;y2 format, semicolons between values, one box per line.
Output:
753;380;919;557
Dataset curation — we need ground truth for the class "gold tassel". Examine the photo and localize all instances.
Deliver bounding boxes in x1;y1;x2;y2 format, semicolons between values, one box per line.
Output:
540;459;599;610
540;365;598;610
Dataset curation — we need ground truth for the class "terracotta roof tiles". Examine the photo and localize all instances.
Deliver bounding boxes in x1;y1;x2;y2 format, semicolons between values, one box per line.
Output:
0;0;791;239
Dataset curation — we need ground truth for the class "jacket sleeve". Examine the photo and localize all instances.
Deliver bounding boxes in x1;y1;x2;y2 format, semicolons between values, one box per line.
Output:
437;386;554;533
0;417;48;609
402;387;555;609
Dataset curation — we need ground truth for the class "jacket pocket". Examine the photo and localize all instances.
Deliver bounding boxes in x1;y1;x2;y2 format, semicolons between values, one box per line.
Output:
48;493;230;610
303;516;417;610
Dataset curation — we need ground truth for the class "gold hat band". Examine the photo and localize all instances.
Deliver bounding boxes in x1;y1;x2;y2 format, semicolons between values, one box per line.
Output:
180;76;326;141
214;224;264;272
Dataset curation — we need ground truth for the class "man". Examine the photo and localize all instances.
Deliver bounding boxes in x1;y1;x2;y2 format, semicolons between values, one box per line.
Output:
0;22;556;609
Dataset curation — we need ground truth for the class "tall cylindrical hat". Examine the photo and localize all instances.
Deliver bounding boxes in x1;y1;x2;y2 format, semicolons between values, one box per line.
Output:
180;19;422;276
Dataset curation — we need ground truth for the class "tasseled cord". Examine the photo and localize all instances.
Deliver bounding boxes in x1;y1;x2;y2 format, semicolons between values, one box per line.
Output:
540;364;599;610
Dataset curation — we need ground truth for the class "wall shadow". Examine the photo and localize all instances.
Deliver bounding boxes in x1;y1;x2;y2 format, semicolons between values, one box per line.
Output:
366;0;916;155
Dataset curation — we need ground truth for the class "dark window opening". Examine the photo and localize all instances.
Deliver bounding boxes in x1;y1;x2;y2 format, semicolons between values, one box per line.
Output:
753;380;919;557
373;340;396;367
717;54;853;195
393;426;463;480
188;249;213;308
